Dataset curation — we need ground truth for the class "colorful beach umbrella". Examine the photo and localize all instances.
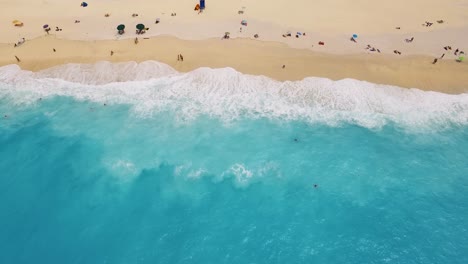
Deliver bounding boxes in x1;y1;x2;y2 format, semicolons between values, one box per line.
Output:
136;23;145;30
117;24;125;30
43;24;49;29
353;34;358;38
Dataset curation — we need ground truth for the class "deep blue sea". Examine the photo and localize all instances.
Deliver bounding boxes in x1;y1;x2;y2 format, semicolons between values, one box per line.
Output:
1;62;467;263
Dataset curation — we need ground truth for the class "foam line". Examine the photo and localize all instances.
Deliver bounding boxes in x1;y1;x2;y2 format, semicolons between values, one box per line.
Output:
0;61;467;129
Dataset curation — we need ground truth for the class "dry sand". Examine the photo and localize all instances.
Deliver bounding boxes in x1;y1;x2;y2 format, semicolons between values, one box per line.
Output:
2;0;467;55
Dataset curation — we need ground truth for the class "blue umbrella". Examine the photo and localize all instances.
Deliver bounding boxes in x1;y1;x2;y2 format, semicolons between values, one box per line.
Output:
352;34;358;38
81;2;88;7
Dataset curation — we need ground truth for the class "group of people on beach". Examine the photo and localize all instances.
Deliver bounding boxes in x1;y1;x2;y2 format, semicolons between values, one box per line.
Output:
444;46;465;56
9;6;466;69
366;45;381;53
282;32;306;38
432;46;465;64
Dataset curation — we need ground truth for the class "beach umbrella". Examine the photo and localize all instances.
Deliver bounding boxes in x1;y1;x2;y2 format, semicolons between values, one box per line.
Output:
81;2;88;7
136;24;145;30
353;34;358;38
459;56;465;62
43;24;49;29
117;24;125;30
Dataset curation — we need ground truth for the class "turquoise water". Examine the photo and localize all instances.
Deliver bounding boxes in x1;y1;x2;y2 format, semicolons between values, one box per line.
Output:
0;63;467;263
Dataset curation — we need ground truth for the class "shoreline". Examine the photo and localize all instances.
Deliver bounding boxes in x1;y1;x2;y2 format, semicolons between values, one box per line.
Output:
1;36;467;94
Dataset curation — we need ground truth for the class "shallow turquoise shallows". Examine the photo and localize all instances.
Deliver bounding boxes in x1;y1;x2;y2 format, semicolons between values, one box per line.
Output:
0;62;467;263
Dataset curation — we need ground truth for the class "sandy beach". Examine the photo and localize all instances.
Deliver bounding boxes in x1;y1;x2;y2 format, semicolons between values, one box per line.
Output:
1;0;467;93
1;36;468;94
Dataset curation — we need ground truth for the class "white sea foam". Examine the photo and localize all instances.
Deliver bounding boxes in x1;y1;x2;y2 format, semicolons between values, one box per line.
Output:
0;61;467;129
36;61;178;85
107;159;139;183
228;164;254;185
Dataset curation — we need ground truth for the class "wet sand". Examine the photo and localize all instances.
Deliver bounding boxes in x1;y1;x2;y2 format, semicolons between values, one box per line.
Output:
1;36;467;94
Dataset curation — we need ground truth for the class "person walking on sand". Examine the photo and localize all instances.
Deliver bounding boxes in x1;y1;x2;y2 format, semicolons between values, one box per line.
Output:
440;53;445;59
110;50;114;56
134;37;139;44
432;58;438;64
15;56;20;62
180;54;184;61
282;65;286;69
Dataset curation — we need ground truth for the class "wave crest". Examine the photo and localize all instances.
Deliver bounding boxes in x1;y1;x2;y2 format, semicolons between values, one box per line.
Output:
0;61;467;129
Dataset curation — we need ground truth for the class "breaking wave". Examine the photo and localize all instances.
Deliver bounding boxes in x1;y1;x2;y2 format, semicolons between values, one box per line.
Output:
0;61;467;129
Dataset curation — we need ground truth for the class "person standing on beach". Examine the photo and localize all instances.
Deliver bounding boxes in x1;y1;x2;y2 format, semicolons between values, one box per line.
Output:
432;58;438;64
15;56;20;62
134;37;139;44
180;54;184;61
